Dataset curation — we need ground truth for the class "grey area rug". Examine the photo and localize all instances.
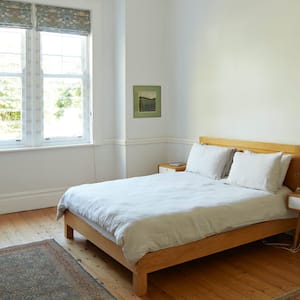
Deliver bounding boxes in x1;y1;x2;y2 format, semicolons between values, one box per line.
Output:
273;288;300;300
0;239;117;300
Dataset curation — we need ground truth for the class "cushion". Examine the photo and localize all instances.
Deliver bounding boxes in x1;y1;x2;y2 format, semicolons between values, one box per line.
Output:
244;151;292;187
186;143;235;179
226;151;283;192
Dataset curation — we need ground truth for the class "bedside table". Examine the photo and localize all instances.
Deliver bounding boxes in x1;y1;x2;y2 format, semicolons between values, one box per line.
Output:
286;193;300;248
158;163;186;174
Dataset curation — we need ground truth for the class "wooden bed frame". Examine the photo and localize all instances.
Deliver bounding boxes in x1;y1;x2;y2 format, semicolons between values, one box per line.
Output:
63;137;300;296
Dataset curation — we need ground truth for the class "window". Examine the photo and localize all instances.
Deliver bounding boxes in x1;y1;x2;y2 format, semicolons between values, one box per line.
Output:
41;32;89;142
0;28;24;144
0;1;91;149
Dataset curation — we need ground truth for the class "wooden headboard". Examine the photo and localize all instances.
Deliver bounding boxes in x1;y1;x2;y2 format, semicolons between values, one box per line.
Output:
199;136;300;192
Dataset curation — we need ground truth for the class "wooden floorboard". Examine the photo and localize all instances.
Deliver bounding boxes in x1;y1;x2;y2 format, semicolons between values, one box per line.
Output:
0;207;300;300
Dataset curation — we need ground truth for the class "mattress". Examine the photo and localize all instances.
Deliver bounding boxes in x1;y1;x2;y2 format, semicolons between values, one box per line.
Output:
57;172;295;264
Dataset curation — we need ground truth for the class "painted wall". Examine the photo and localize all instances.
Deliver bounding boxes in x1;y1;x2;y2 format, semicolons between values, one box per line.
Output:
168;0;300;148
115;0;170;178
5;0;299;214
0;0;170;213
0;0;118;213
125;0;170;141
101;0;170;178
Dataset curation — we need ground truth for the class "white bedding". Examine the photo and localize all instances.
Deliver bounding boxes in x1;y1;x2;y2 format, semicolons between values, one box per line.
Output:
57;172;295;264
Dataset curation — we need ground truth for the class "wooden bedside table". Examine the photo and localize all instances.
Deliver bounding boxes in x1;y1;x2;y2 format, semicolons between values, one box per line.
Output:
158;163;186;174
286;193;300;248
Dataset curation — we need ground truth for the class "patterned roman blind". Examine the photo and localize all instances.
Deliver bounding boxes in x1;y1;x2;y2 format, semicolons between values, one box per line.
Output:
0;0;32;29
36;5;90;36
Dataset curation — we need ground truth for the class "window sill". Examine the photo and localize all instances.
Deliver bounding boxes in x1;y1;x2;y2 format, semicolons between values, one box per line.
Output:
0;142;94;153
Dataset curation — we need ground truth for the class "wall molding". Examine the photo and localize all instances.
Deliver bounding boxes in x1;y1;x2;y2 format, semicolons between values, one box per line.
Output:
101;137;195;146
0;187;68;215
167;137;194;145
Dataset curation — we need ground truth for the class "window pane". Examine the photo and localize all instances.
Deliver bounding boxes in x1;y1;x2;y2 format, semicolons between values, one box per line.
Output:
0;28;23;143
0;29;23;53
41;33;82;56
43;78;83;139
41;32;83;74
0;54;22;73
41;31;89;143
0;28;23;73
0;77;22;141
42;55;82;74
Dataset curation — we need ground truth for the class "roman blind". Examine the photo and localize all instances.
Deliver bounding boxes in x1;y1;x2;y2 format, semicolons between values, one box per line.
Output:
36;5;91;36
0;0;32;29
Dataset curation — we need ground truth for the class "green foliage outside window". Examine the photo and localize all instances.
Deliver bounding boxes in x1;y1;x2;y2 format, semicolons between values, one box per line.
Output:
0;78;21;136
0;79;21;120
0;78;82;137
55;86;81;119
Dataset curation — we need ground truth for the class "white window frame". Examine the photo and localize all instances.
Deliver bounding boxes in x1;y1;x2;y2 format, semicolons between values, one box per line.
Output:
0;28;91;150
0;28;26;149
38;31;91;147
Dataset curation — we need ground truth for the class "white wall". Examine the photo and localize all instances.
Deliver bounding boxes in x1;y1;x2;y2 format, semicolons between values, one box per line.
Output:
115;0;170;177
168;0;300;151
0;0;118;214
0;0;170;213
125;0;170;140
5;0;299;214
0;146;97;213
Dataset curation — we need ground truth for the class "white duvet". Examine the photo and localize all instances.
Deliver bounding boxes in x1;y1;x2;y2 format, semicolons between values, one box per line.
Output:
57;172;294;264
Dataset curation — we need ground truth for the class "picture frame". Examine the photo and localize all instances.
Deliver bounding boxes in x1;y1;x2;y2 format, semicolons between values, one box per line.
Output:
133;85;161;118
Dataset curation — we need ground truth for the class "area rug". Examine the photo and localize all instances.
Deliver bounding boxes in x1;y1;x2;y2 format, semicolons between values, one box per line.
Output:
0;239;116;300
273;288;300;300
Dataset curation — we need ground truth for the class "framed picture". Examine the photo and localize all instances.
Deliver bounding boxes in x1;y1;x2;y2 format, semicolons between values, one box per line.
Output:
133;85;161;118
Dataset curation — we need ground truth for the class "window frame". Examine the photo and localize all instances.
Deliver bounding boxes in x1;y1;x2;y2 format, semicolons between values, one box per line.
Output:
0;27;26;149
0;27;91;150
39;31;91;147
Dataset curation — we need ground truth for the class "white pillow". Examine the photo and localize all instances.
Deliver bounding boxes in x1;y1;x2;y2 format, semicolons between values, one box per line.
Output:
186;143;235;179
244;151;292;187
227;151;283;192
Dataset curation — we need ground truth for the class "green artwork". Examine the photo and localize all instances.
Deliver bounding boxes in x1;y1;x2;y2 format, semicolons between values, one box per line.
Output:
133;85;161;118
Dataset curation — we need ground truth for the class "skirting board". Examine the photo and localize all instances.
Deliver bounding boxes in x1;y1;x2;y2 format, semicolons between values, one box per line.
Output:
0;187;67;214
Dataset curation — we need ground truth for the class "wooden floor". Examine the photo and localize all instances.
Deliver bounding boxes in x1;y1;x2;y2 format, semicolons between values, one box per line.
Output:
0;207;300;300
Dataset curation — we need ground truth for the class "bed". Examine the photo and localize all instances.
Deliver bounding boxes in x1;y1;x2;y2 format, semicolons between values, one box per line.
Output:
57;137;300;296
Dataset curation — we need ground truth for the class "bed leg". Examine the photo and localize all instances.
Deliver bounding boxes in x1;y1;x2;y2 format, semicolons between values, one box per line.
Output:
133;271;148;296
64;223;74;239
293;213;300;248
